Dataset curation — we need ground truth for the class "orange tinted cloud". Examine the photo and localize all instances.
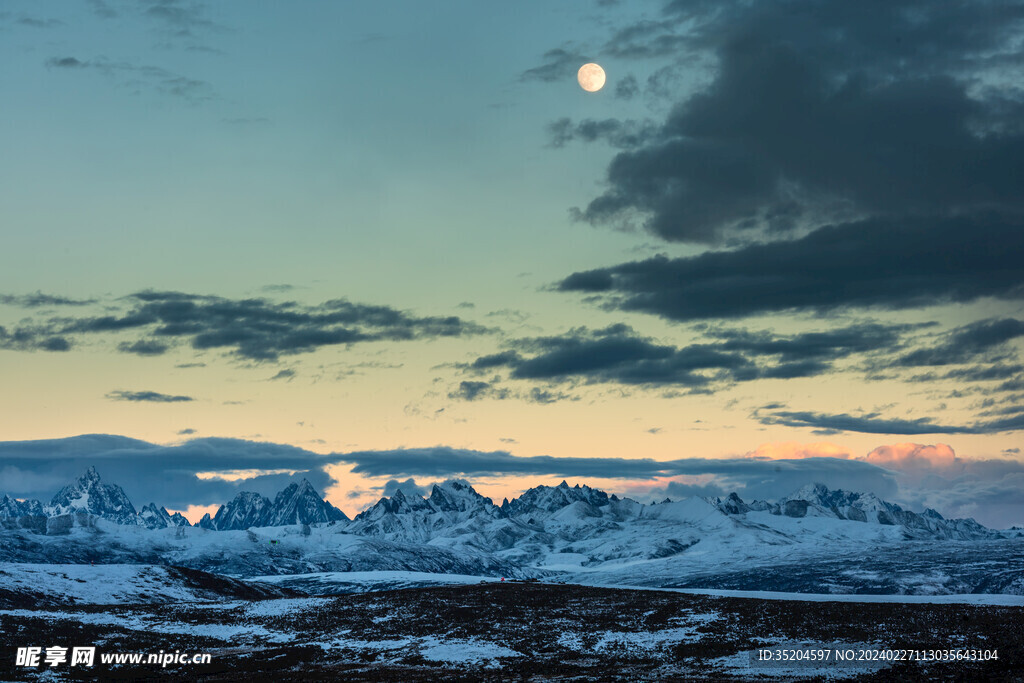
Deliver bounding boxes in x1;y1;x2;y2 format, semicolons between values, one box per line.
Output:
860;443;960;471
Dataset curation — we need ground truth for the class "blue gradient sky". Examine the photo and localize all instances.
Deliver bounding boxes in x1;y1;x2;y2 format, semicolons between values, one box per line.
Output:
1;0;1022;527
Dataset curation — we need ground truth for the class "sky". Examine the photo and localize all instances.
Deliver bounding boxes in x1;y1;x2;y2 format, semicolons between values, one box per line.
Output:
1;0;1023;528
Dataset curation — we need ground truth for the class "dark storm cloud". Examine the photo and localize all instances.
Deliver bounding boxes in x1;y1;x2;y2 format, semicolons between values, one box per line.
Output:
106;390;194;403
710;324;906;362
663;0;1024;77
0;292;96;307
0;325;71;352
539;1;1024;412
0;435;893;511
897;318;1024;366
572;0;1024;243
939;364;1024;383
639;480;727;501
448;381;499;401
470;350;522;371
558;213;1024;320
379;478;431;498
756;408;1024;435
998;378;1024;393
118;339;170;356
503;325;744;386
8;290;485;362
336;446;894;491
0;435;337;511
521;47;592;82
547;118;658;149
461;322;909;393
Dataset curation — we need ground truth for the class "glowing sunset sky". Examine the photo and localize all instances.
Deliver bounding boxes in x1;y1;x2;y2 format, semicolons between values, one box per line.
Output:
1;0;1023;527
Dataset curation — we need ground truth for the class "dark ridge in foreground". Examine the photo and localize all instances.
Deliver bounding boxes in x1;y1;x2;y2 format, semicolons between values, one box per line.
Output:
1;583;1021;681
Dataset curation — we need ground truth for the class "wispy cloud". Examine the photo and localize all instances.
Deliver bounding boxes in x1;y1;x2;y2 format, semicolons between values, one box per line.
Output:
457;322;909;397
45;56;214;103
754;407;1024;436
0;292;95;307
106;390;195;403
547;118;659;149
521;47;592;82
3;290;487;362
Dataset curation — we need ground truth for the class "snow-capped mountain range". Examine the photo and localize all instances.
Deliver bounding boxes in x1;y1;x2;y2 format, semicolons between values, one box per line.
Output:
0;466;344;530
1;469;1022;595
0;467;1005;540
197;481;348;530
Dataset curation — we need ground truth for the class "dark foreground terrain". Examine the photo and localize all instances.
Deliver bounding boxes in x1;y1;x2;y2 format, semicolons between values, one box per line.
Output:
1;582;1021;681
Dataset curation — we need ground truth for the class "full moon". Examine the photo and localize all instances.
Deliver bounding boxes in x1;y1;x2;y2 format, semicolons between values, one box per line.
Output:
577;63;606;92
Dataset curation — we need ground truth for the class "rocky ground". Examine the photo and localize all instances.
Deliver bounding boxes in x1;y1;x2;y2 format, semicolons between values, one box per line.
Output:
1;582;1021;681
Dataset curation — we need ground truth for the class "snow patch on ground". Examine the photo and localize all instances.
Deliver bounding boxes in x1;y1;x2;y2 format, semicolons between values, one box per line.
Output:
243;597;332;617
313;634;521;667
417;636;522;666
250;570;499;594
0;564;220;604
558;611;721;655
0;608;288;642
595;626;707;650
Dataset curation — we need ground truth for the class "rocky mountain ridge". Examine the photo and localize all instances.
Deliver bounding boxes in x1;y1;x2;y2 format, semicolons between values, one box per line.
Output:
0;469;1003;542
1;470;1021;595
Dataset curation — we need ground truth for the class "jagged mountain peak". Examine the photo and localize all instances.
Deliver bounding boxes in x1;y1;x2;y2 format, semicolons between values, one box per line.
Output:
503;481;612;518
714;491;750;515
209;491;272;530
280;478;317;495
778;483;901;517
428;479;495;512
200;479;349;530
705;484;993;540
264;478;348;526
790;482;830;499
197;512;216;530
0;494;44;518
46;466;139;525
139;502;191;529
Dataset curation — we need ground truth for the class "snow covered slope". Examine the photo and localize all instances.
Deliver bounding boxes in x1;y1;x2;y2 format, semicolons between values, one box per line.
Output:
0;563;298;608
1;470;1021;595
